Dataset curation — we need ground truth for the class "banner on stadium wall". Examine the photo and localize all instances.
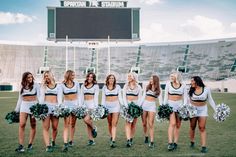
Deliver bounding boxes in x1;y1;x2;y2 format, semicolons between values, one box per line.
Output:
60;0;128;8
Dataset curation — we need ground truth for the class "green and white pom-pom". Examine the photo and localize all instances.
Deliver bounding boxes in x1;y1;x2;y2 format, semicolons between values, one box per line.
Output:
71;107;87;119
5;111;19;124
120;105;134;123
52;105;71;118
155;113;166;123
157;104;173;120
127;102;143;118
177;104;197;120
213;103;230;122
89;105;109;121
188;105;198;118
30;103;49;120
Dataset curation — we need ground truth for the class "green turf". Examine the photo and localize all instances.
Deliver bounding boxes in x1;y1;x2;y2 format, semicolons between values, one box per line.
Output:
0;92;235;157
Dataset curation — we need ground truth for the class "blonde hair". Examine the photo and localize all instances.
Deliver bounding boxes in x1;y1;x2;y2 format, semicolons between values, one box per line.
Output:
126;72;139;89
42;71;55;88
63;70;74;83
170;71;182;84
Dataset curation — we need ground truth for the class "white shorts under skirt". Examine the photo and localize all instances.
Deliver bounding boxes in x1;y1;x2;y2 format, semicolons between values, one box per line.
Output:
168;100;182;112
45;102;58;115
64;100;77;111
84;100;96;110
20;101;37;114
104;101;120;113
142;100;156;112
191;104;208;117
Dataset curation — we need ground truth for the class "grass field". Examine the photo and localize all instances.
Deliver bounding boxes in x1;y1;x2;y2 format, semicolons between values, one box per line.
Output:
0;92;235;157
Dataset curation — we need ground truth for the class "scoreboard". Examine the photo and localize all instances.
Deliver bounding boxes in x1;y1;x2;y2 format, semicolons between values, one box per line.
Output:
47;7;140;41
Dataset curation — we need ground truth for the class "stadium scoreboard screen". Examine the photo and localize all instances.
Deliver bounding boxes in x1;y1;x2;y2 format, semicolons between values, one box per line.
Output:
47;1;140;41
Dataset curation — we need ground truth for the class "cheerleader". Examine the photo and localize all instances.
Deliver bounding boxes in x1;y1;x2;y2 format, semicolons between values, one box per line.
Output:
141;75;162;148
123;72;143;147
80;72;99;146
163;72;186;151
14;72;40;152
101;74;123;148
187;76;216;153
61;70;80;151
40;71;62;152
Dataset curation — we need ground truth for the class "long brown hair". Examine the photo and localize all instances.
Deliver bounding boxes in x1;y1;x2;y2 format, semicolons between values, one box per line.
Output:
84;72;97;87
63;70;74;84
105;74;116;90
20;72;34;94
146;75;160;96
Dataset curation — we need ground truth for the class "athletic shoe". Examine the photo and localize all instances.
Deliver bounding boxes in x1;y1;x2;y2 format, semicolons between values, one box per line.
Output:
110;141;116;148
149;142;154;148
51;141;56;147
126;140;132;148
201;147;208;153
173;143;178;150
87;140;95;146
130;138;133;145
144;136;149;144
15;145;25;153
62;143;68;152
68;141;74;147
27;143;33;150
190;141;195;148
167;143;174;151
46;146;53;152
91;126;97;138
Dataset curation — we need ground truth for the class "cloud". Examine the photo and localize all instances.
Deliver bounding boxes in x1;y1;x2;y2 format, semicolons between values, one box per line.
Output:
230;22;236;29
0;12;36;25
139;0;163;5
141;23;172;42
180;15;224;38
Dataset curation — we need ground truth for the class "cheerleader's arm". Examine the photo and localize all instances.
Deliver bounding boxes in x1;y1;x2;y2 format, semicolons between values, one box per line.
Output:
163;81;169;105
76;82;80;106
207;88;216;112
94;84;99;108
101;86;106;106
122;85;128;107
57;84;63;105
15;91;22;112
118;85;123;106
137;85;143;106
80;85;85;107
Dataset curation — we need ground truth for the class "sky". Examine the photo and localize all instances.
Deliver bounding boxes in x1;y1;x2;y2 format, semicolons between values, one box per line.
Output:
0;0;236;44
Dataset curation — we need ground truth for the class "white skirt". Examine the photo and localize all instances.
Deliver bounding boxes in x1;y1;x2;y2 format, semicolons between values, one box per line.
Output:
191;104;208;117
84;100;96;109
45;102;58;115
64;100;77;111
168;100;182;112
142;100;156;112
105;101;120;113
20;101;37;114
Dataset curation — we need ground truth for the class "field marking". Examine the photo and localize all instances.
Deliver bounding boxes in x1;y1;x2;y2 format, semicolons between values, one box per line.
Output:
0;97;16;99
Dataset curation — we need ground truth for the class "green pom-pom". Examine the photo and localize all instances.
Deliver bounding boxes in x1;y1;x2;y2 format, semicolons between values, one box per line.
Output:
5;111;19;124
30;103;49;120
127;102;143;118
157;104;173;120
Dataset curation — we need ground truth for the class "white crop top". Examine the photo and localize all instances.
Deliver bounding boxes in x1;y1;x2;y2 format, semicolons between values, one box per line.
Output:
164;81;186;105
15;82;40;112
188;87;216;111
123;84;143;107
141;88;163;106
101;84;123;105
80;84;99;108
40;83;63;104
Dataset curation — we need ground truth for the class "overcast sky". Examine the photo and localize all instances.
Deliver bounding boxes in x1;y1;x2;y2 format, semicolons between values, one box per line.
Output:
0;0;236;44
